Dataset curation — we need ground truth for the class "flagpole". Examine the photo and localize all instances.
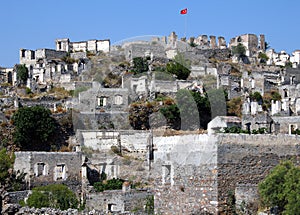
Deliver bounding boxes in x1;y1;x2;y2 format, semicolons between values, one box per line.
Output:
180;8;188;39
184;14;187;39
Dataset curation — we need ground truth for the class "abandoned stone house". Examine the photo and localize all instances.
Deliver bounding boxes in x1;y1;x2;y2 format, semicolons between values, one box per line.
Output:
0;67;13;84
55;38;110;53
73;82;130;130
191;34;227;49
13;152;82;189
229;34;265;57
19;48;88;89
77;82;128;113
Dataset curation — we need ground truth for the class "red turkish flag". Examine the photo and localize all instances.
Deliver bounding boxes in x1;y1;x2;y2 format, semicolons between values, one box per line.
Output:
180;8;187;14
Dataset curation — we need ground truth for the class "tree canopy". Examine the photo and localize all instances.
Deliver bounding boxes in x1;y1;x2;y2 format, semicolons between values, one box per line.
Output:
231;43;246;58
165;53;191;80
131;57;149;74
258;160;300;214
15;64;29;85
12;106;56;151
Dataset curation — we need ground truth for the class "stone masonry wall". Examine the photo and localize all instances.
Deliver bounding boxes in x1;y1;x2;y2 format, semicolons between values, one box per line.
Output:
78;130;150;152
152;133;300;214
217;134;300;213
14;152;82;190
85;190;151;213
152;134;218;215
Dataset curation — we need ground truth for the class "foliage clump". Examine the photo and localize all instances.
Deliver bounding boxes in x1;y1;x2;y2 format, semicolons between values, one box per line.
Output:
26;184;78;210
94;178;125;192
12;106;56;151
15;64;29;85
258;52;269;64
131;57;149;75
249;91;263;102
223;126;267;134
0;148;14;183
166;53;191;80
259;160;300;214
231;43;246;58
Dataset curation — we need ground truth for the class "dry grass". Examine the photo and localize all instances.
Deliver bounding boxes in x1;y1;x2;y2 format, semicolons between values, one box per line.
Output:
153;128;207;137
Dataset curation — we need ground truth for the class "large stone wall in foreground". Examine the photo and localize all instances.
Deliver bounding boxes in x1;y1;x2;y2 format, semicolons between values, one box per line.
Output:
153;134;300;214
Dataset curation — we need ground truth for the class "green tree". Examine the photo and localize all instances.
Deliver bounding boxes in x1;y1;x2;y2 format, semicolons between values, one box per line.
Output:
258;160;300;214
166;53;191;80
27;184;78;210
232;43;246;58
207;88;227;119
159;104;181;130
132;57;148;74
250;91;263;103
258;52;269;64
166;62;191;80
283;166;300;214
190;90;211;129
15;64;29;85
12;106;56;151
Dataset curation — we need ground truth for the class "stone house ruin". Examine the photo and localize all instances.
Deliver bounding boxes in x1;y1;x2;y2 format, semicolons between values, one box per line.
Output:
192;35;227;49
56;38;110;53
85;189;152;213
14;152;82;189
266;49;300;68
73;82;130;130
0;67;13;84
77;82;129;113
229;34;265;57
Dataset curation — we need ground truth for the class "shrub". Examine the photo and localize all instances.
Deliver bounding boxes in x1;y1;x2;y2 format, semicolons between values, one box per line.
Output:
94;178;125;192
231;43;246;57
249;91;263;102
258;161;300;214
27;184;78;210
111;145;122;156
166;61;190;80
25;87;32;95
258;52;269;63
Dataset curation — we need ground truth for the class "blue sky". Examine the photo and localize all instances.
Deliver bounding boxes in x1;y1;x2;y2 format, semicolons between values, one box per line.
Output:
0;0;299;67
